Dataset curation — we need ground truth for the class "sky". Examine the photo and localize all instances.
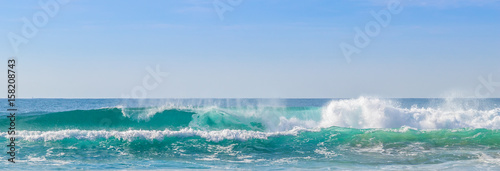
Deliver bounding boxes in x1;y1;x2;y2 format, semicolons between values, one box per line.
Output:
0;0;499;98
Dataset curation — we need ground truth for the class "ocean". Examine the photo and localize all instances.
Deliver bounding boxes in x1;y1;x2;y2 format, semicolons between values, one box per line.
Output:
1;97;499;170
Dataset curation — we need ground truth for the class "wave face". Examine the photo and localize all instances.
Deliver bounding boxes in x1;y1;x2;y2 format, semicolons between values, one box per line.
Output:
1;98;500;170
11;107;194;131
8;105;319;131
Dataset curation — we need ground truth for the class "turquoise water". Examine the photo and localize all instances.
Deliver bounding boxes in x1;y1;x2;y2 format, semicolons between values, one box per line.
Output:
1;98;500;170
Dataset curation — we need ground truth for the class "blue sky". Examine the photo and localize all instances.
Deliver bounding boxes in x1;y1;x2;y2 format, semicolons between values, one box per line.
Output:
1;0;499;98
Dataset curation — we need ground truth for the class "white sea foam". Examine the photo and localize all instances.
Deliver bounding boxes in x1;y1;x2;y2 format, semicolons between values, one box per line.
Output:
319;97;500;129
0;127;315;142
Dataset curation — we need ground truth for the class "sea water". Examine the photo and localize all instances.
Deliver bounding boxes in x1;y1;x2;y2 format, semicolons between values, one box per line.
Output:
1;98;499;170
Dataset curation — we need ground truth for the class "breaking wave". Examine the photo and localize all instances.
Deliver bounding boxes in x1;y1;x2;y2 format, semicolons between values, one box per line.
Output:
6;97;500;132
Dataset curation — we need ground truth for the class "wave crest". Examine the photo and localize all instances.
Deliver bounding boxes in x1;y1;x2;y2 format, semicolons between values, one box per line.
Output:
8;97;500;131
319;97;500;129
3;128;310;142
